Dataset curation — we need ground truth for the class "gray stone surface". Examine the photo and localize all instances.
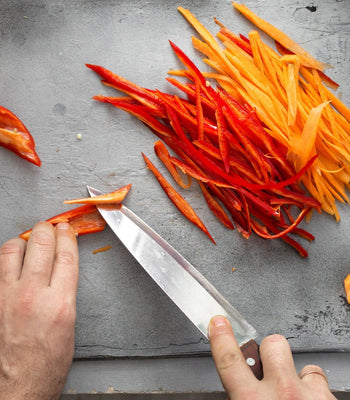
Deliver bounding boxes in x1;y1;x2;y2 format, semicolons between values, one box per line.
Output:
0;0;349;360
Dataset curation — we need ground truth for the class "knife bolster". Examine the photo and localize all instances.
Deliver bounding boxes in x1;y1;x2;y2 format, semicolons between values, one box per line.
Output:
240;339;263;380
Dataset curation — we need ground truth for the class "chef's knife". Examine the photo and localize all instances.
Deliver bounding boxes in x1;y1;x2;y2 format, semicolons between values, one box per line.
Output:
87;186;263;379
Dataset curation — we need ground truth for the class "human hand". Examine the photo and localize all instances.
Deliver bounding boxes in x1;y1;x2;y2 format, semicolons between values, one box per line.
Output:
209;316;336;400
0;221;79;400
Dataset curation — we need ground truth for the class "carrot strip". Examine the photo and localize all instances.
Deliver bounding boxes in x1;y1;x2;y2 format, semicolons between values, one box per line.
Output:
232;3;329;71
93;245;113;254
344;274;350;304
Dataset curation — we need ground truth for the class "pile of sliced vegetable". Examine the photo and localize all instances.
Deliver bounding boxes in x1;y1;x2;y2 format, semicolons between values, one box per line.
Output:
86;39;321;257
174;4;350;221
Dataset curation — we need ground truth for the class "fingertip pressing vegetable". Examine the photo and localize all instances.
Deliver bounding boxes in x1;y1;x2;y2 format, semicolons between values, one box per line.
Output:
64;184;132;205
0;106;41;166
19;204;106;240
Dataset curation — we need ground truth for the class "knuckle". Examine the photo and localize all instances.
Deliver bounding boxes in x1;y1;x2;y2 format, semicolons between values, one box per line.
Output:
216;349;240;372
0;239;23;257
30;229;54;249
277;379;301;400
55;249;77;267
54;300;76;326
16;286;35;314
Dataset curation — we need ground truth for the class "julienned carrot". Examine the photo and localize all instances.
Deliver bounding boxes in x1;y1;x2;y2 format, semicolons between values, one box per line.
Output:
344;274;350;304
232;3;329;71
176;7;350;221
64;184;132;205
142;152;216;244
93;245;113;254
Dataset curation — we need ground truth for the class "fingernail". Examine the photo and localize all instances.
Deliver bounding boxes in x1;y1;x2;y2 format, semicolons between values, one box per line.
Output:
56;222;71;230
211;315;228;327
208;315;228;338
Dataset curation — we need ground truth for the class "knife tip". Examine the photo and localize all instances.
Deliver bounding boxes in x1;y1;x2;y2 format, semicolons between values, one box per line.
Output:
86;185;101;197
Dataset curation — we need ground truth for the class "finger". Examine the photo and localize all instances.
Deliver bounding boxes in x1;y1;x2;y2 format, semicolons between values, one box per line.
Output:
21;221;56;286
259;334;299;381
50;223;79;299
208;315;256;395
299;364;330;390
0;238;26;282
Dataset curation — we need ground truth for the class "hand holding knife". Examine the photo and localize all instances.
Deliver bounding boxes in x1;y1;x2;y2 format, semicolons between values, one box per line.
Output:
88;186;263;379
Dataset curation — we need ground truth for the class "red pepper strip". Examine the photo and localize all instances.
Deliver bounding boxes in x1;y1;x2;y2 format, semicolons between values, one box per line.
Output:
198;181;234;229
215;94;230;173
169;156;235;189
95;95;166;119
251;207;312;240
169;41;216;101
219;91;270;182
93;96;173;138
64;184;132;205
154;141;191;189
219;88;294;179
194;75;204;141
142;152;216;244
166;100;314;193
166;78;216;120
86;64;164;110
19;205;106;240
193;138;261;184
0;106;41;166
213;19;253;57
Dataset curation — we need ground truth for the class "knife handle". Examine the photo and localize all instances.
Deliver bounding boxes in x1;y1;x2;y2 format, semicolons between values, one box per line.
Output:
240;339;263;380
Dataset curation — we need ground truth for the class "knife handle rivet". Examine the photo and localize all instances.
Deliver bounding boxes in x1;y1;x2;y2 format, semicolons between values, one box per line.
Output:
246;357;256;367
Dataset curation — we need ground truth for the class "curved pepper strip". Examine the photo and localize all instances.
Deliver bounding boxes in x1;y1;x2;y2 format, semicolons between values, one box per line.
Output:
0;106;41;166
142;152;216;244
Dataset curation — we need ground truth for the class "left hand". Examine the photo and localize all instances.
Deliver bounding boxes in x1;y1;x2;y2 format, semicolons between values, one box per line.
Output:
0;221;79;400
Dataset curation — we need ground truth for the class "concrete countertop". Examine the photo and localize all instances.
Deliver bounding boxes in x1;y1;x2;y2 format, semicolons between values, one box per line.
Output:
1;0;350;395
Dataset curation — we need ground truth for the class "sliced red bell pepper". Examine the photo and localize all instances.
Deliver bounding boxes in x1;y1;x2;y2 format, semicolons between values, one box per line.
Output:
19;204;106;240
0;106;41;166
154;141;191;189
64;184;132;205
142;152;216;244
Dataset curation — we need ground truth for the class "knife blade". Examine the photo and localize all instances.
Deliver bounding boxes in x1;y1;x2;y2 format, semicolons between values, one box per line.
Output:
87;186;262;379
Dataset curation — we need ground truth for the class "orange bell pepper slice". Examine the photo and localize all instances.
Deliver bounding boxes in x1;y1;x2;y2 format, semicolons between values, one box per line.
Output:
64;184;132;205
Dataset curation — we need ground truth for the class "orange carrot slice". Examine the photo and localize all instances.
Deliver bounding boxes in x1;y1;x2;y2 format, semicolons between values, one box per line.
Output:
232;2;329;71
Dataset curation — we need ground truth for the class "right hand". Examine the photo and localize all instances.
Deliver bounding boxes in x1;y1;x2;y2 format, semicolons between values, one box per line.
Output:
209;315;336;400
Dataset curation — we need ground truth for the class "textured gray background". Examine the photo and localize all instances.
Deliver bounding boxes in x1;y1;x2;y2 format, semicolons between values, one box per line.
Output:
0;0;349;359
